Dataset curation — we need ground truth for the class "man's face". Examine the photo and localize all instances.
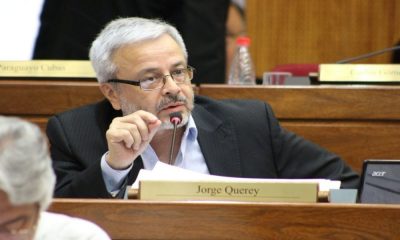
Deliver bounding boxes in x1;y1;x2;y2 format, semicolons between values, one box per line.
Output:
0;191;39;240
109;34;194;129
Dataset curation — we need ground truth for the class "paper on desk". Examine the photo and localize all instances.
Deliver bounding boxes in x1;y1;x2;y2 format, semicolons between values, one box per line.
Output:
131;161;341;191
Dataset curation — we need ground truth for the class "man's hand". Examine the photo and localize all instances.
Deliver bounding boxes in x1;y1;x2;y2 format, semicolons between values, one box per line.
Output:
105;110;161;170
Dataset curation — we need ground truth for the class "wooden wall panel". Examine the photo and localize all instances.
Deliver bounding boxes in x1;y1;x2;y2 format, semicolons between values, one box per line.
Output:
247;0;400;77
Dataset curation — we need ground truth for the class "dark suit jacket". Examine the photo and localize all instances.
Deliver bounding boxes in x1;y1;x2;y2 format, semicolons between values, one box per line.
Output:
33;0;229;84
47;96;359;198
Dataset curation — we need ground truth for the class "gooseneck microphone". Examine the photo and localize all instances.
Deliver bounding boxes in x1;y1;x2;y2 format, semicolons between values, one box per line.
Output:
336;45;400;64
168;112;182;165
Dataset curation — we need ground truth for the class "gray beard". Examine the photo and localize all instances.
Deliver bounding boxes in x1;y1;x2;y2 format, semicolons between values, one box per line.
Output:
120;97;139;116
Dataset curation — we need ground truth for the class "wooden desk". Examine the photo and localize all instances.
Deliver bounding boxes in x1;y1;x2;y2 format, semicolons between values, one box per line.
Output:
49;199;400;240
0;80;103;129
199;84;400;173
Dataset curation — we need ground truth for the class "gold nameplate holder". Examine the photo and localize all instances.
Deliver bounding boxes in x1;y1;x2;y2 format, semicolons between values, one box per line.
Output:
0;60;96;79
318;64;400;83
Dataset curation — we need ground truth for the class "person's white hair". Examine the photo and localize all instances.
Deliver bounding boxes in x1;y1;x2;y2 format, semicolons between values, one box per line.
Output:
89;17;188;84
0;116;55;211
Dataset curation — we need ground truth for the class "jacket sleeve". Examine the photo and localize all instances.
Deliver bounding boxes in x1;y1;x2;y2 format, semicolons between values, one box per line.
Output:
46;116;113;198
264;102;360;189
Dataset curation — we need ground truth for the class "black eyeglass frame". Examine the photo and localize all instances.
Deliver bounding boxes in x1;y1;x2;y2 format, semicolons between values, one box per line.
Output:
107;66;195;91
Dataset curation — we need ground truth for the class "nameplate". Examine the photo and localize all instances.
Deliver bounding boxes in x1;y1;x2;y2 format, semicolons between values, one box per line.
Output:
139;180;318;203
0;60;96;78
319;64;400;82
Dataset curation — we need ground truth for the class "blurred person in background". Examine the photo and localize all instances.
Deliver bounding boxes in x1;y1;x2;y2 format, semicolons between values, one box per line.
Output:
33;0;230;83
0;116;110;240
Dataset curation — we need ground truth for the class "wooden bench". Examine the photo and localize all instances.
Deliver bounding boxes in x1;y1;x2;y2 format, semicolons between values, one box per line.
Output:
49;199;400;240
1;80;400;172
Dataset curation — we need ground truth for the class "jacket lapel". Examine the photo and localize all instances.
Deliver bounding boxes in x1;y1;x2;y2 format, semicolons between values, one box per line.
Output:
192;105;242;177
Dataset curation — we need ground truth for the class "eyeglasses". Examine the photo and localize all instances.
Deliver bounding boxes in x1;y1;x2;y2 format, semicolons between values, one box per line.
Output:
107;66;195;91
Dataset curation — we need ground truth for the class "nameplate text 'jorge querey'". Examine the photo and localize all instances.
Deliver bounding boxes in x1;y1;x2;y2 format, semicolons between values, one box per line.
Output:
196;185;260;197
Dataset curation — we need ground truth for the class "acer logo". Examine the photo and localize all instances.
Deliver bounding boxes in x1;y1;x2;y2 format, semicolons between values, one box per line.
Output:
371;171;386;177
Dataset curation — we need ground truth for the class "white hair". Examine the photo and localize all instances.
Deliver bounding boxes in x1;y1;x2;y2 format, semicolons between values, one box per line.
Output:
0;116;55;211
89;17;188;83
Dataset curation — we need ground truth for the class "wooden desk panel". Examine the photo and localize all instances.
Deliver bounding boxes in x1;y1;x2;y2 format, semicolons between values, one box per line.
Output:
49;199;400;240
0;80;103;115
198;84;400;120
0;80;103;130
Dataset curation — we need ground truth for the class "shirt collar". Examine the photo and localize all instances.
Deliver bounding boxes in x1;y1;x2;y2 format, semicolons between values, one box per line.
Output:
184;114;198;142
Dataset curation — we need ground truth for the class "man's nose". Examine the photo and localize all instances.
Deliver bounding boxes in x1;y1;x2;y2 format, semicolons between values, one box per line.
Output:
161;76;181;95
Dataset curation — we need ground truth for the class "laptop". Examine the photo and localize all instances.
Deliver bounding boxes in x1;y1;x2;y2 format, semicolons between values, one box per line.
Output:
358;160;400;204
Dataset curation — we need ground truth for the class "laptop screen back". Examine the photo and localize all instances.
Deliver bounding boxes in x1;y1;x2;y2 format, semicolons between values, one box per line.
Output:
358;160;400;204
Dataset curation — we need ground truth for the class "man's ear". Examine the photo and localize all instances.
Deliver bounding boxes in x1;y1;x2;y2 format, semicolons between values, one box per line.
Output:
99;83;122;110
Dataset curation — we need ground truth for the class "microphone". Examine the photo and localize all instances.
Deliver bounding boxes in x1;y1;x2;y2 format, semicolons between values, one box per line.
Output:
336;45;400;64
168;112;182;165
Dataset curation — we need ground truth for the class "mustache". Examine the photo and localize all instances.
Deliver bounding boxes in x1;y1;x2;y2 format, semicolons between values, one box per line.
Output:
157;94;188;111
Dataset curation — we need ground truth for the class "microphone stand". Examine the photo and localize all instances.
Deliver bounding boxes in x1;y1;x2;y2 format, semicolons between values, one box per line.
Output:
168;121;178;165
336;45;400;64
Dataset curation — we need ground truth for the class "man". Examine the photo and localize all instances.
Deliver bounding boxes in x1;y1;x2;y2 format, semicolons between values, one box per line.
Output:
46;17;359;199
0;116;110;240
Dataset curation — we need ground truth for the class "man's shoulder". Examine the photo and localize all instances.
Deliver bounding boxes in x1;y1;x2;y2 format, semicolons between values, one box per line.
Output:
195;95;267;112
46;99;120;136
193;95;275;135
51;99;119;123
55;99;108;117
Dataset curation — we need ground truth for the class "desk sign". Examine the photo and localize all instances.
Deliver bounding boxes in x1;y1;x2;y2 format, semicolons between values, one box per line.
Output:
319;64;400;82
0;60;96;78
139;179;319;203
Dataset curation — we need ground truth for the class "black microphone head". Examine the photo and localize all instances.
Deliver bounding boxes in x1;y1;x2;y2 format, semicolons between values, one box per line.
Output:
169;112;182;125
